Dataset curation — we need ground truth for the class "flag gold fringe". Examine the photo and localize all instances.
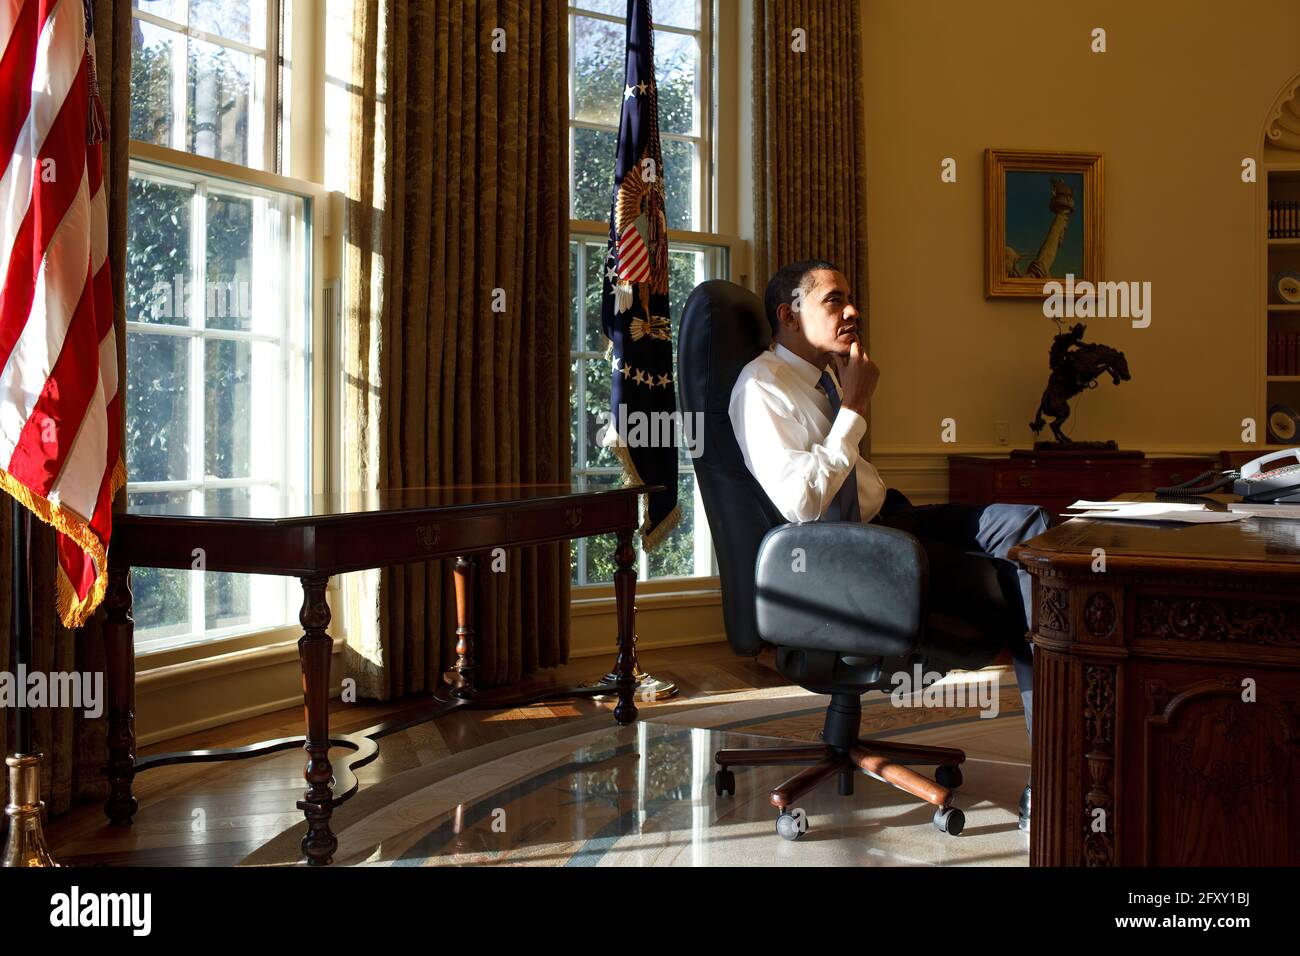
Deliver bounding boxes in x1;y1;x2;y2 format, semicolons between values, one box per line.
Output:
2;457;127;630
607;441;681;552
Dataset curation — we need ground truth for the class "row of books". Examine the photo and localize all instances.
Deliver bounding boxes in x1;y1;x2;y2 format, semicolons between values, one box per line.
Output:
1268;332;1300;374
1268;200;1300;238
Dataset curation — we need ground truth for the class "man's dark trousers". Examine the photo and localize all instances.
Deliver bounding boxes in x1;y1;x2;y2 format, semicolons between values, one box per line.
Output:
870;488;1051;735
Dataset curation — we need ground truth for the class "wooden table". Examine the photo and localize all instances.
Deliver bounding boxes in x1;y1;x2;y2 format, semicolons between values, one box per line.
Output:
102;483;658;865
1010;493;1300;866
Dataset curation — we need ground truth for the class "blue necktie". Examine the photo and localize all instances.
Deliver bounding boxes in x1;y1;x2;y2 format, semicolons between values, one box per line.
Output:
819;370;861;522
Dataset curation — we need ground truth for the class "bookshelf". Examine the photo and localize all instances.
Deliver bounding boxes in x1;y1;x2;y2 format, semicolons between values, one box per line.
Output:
1265;164;1300;436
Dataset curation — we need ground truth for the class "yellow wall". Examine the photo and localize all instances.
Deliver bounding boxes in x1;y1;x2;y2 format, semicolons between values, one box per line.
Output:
861;0;1300;453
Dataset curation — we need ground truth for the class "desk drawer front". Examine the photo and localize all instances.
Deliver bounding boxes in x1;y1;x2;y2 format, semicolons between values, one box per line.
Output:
509;496;634;542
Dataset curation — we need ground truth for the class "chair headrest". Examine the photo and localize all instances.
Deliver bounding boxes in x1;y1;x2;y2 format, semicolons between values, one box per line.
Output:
678;280;770;416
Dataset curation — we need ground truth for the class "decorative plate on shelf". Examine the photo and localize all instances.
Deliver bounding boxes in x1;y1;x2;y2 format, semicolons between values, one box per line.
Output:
1276;271;1300;305
1268;404;1300;443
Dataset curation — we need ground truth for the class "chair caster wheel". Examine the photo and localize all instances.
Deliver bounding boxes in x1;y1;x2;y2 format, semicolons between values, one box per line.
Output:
775;812;804;841
715;768;735;797
934;806;964;836
935;764;962;789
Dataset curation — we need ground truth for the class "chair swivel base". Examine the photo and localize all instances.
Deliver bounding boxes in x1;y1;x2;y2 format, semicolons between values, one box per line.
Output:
714;738;968;840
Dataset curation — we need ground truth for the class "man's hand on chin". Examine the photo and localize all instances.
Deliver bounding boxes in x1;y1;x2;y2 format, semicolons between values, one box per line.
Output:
833;337;880;417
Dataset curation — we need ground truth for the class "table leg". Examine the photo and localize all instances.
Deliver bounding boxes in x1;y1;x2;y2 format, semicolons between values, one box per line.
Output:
443;555;477;698
613;529;637;725
103;565;138;827
296;575;336;865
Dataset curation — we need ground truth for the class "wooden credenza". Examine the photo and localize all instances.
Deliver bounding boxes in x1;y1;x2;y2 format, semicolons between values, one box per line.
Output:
948;451;1216;516
1010;494;1300;866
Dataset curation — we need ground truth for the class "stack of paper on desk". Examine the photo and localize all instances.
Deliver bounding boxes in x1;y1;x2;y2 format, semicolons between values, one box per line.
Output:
1063;501;1248;523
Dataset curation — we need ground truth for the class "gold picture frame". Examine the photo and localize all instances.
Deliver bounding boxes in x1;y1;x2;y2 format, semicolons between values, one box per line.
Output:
985;148;1104;298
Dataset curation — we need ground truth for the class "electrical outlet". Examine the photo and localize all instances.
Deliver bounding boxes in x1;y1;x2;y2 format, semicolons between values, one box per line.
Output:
995;420;1009;445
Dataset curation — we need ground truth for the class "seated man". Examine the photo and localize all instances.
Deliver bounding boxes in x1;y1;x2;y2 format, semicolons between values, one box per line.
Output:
728;259;1047;831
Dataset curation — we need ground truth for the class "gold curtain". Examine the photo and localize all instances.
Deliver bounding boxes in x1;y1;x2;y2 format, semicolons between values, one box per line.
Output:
752;0;872;447
0;0;130;826
341;0;571;699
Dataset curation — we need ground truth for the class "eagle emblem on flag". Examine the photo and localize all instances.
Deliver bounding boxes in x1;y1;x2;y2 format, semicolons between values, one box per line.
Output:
599;0;680;551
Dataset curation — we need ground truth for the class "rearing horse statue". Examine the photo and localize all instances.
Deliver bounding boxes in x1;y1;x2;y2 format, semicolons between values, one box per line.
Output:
1030;322;1131;444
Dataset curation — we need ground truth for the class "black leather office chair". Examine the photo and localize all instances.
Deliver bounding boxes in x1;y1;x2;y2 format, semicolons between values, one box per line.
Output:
678;280;1007;839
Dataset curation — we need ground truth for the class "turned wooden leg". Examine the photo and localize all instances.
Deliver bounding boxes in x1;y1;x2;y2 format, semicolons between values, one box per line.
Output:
442;555;477;698
296;575;336;865
613;529;637;725
102;565;138;827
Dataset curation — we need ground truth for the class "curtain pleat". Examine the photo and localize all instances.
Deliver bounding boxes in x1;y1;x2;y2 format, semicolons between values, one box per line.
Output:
752;0;872;451
342;0;571;700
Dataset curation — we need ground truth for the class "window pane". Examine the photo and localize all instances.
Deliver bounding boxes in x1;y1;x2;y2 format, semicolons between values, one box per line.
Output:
126;489;191;639
187;38;257;166
573;15;624;127
583;240;611;352
667;248;703;326
646;471;696;578
570;357;581;470
584;357;618;469
205;568;251;630
654;31;697;136
129;565;192;637
205;191;254;331
203;489;251;630
652;0;699;29
661;139;694;231
189;0;267;47
130;19;177;148
582;473;620;584
570;243;580;351
133;0;186;23
571;0;623;16
127;176;193;327
204;339;253;478
572;127;616;221
126;331;191;482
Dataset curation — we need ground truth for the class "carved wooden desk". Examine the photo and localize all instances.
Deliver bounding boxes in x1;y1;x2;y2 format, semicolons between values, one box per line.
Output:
1011;493;1300;866
103;483;657;865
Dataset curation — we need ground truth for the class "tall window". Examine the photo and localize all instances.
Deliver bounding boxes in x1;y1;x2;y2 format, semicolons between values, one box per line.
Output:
568;0;727;586
126;1;323;652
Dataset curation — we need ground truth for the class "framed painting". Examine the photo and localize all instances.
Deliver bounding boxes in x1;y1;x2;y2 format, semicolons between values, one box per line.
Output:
985;148;1104;298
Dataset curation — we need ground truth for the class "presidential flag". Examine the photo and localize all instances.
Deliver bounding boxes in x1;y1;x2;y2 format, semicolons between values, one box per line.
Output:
600;0;678;550
0;0;124;628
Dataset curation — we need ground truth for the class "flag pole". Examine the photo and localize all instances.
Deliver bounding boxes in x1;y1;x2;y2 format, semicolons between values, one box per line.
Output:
3;497;60;867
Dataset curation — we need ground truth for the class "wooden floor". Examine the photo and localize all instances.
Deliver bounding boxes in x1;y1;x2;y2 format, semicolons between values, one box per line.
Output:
44;642;788;866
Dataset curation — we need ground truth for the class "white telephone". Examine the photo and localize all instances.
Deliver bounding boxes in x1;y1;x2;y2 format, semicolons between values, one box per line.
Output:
1157;448;1300;504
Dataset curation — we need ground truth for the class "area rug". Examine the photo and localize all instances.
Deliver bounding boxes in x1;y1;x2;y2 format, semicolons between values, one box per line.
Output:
241;673;1030;867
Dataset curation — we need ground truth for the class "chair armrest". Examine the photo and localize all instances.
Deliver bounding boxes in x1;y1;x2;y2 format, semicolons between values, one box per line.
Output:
754;521;927;658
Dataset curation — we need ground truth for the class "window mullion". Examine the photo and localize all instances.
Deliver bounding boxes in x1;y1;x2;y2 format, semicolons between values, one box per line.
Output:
190;181;208;635
169;24;186;152
575;240;589;585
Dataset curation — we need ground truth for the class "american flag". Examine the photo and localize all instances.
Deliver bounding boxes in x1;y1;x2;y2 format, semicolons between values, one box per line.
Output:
0;0;123;629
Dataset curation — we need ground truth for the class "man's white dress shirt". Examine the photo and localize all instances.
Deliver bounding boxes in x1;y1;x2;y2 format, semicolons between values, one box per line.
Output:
729;342;887;523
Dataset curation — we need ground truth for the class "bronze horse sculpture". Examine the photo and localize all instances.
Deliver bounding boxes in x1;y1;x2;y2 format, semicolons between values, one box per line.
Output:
1030;322;1131;444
